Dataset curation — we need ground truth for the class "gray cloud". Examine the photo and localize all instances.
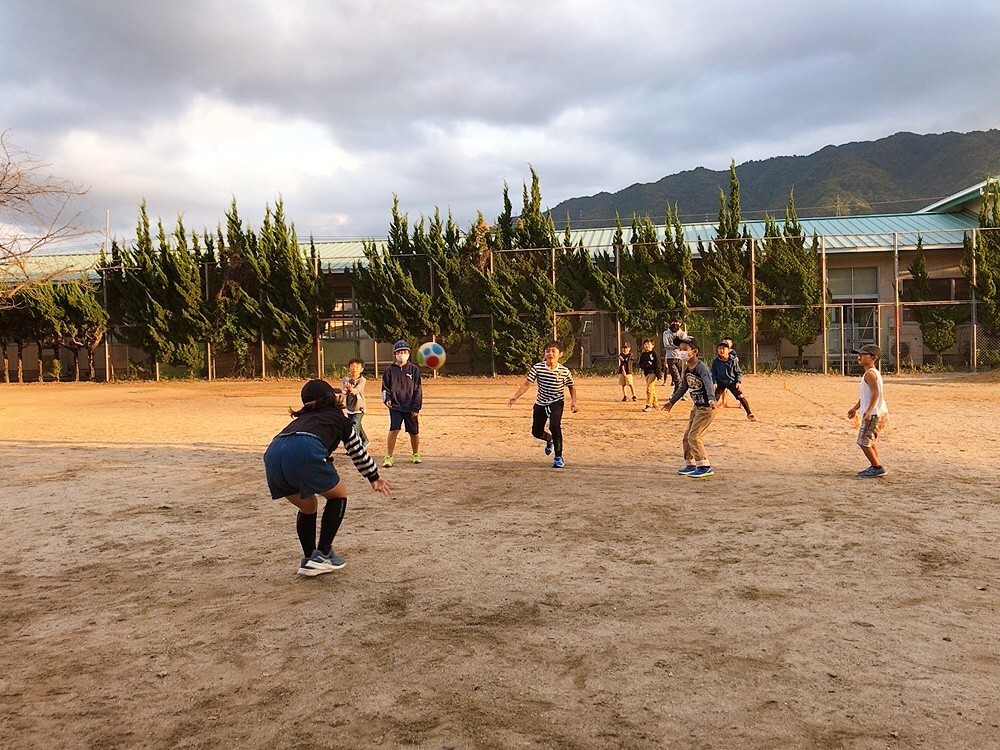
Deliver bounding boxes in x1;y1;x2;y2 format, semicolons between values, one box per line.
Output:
2;0;998;241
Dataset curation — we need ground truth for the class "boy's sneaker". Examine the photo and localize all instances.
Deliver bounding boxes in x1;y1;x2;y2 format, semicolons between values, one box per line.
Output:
552;456;565;469
544;439;553;456
310;549;345;570
297;556;332;577
677;465;698;475
688;466;715;479
631;396;637;401
621;397;627;402
858;466;886;478
642;406;652;412
382;455;393;468
411;452;422;464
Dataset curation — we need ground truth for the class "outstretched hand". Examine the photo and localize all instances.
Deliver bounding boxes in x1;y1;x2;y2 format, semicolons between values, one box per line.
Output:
370;478;391;495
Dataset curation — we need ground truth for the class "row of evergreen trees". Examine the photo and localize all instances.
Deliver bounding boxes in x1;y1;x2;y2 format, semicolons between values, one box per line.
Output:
101;198;321;377
0;279;107;382
4;169;997;382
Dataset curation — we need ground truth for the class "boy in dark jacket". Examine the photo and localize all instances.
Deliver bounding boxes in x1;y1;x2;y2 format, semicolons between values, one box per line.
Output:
711;340;755;421
638;338;663;412
381;340;423;467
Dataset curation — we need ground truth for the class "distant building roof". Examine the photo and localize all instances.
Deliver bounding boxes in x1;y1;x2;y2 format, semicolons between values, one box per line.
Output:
12;183;987;281
568;210;978;253
916;179;991;214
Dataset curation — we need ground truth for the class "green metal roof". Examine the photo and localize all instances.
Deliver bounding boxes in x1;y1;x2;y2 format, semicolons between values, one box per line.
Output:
568;210;978;253
916;179;989;214
10;196;984;282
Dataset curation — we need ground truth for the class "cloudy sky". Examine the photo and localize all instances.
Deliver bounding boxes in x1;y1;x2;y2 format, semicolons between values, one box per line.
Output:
2;0;998;247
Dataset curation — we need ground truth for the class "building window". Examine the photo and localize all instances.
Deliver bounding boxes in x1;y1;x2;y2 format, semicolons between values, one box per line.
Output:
828;267;878;299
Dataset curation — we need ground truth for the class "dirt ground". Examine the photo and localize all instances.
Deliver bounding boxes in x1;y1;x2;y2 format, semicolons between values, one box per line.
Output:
1;371;998;750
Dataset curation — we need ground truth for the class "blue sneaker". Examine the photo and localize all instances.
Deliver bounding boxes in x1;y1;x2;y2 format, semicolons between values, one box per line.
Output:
688;466;715;479
544;439;554;456
677;465;698;475
858;466;886;478
552;456;565;469
309;549;345;570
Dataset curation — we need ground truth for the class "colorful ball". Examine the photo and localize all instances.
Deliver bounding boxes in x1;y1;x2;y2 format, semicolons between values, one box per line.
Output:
415;341;447;369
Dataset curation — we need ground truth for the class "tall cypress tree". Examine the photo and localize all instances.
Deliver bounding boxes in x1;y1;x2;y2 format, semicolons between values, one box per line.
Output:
692;161;750;345
909;235;957;366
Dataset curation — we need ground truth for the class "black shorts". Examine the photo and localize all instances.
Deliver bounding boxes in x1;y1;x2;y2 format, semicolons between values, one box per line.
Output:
389;409;419;434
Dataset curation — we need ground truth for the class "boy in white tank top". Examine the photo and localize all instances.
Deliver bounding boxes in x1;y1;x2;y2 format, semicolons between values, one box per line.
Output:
847;344;889;478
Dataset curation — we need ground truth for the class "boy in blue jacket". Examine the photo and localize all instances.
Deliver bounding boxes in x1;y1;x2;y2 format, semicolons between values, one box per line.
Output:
381;340;423;466
711;340;755;421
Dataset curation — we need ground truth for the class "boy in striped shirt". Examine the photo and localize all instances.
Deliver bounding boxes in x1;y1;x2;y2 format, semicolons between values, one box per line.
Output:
507;341;579;469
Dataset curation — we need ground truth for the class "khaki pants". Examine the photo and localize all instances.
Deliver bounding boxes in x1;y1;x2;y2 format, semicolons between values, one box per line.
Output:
683;406;716;464
644;374;659;408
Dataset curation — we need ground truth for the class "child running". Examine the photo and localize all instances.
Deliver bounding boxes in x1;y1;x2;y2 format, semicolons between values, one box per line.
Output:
342;358;370;448
711;340;756;421
263;379;390;577
662;336;718;478
847;344;889;478
507;341;579;469
617;342;637;402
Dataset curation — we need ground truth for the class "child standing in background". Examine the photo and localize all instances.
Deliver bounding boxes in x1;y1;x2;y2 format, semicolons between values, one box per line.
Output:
711;341;755;421
638;338;663;412
617;342;637;402
342;358;370;448
381;340;423;467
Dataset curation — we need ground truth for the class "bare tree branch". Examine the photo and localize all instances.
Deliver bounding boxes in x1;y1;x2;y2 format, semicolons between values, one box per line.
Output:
1;130;92;309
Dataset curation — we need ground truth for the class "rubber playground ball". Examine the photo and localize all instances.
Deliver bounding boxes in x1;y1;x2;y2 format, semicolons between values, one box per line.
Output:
415;341;447;369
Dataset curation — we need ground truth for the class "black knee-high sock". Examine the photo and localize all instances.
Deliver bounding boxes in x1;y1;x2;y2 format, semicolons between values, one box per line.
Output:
318;498;347;554
296;511;317;557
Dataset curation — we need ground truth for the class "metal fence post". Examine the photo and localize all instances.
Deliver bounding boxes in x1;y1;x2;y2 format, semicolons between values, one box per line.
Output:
750;237;757;375
893;232;901;374
971;228;978;372
820;236;828;374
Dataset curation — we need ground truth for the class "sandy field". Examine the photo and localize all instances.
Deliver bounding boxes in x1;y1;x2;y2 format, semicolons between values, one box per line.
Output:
1;371;998;750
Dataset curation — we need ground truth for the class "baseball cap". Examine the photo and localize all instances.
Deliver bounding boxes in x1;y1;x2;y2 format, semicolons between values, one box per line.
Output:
716;339;730;348
679;335;699;351
393;340;410;353
851;344;881;358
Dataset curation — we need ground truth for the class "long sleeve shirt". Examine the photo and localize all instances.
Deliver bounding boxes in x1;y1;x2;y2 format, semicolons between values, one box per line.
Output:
710;355;741;387
668;360;716;408
637;350;662;378
381;362;423;412
341;375;367;413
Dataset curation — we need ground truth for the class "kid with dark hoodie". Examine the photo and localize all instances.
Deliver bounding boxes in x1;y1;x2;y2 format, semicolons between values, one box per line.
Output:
711;340;756;421
381;340;423;467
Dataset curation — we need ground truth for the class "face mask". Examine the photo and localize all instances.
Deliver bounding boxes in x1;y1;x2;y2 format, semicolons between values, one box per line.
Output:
395;353;409;364
677;350;691;361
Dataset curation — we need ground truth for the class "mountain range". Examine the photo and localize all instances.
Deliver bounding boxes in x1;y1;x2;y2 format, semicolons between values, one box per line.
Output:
549;130;1000;227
